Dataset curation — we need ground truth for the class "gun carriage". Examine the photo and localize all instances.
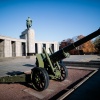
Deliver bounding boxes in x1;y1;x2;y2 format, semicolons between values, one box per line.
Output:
0;28;100;91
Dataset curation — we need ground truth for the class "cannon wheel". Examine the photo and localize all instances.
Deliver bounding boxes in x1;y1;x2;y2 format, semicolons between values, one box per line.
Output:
31;67;49;91
58;63;68;81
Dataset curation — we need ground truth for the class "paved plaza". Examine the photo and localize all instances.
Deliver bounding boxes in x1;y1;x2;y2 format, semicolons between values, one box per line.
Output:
0;55;100;77
0;56;36;77
0;55;100;100
63;55;100;62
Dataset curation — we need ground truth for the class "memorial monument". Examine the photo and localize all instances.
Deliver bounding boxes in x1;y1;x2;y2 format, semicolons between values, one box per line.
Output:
26;17;32;29
20;17;35;56
0;17;59;57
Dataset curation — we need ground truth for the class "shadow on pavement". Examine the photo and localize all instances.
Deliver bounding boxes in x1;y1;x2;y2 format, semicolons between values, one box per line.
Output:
6;71;24;76
23;64;34;67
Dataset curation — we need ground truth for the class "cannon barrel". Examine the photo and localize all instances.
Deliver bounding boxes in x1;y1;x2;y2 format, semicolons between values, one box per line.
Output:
49;28;100;62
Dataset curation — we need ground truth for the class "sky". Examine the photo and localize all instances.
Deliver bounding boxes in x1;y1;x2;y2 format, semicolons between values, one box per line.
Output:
0;0;100;42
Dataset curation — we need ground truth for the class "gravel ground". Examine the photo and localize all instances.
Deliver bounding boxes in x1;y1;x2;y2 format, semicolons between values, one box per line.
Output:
0;68;92;100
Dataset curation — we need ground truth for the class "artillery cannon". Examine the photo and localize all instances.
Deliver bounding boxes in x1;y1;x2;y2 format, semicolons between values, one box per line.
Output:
0;28;100;91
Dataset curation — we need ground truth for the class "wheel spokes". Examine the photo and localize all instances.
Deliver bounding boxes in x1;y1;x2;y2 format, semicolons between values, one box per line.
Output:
31;67;49;91
58;64;68;81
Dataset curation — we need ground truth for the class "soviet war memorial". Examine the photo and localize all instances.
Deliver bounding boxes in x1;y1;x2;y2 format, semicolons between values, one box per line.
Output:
0;17;59;58
0;0;100;100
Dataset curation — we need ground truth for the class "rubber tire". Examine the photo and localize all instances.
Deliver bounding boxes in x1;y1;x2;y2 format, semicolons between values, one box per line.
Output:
31;67;49;91
58;63;68;81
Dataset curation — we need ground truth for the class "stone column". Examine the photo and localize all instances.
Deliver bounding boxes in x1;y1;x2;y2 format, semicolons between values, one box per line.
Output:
37;43;42;53
46;43;50;53
54;42;59;52
5;40;12;57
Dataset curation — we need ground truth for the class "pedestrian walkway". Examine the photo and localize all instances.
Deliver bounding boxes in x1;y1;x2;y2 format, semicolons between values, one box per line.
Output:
63;55;100;68
63;55;100;62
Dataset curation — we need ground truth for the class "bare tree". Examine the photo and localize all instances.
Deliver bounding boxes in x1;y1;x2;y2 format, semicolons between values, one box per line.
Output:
60;35;96;54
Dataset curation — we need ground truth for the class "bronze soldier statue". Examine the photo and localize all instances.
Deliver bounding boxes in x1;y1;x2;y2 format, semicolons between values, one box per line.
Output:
26;17;32;29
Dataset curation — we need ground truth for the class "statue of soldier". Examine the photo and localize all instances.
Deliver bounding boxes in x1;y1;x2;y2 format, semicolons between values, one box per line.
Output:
26;17;32;29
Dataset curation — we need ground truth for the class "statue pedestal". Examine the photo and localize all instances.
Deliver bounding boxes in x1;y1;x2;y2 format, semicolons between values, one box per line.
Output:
20;28;35;56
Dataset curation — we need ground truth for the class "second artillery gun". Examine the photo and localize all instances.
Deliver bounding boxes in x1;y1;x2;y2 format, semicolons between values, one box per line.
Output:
0;28;100;91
